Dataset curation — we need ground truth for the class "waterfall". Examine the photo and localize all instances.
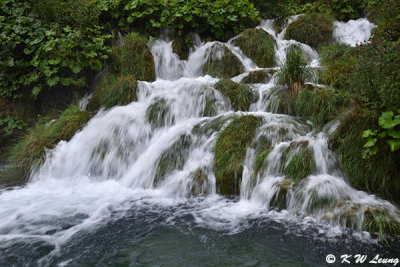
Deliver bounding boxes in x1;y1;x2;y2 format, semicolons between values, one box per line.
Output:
0;16;398;264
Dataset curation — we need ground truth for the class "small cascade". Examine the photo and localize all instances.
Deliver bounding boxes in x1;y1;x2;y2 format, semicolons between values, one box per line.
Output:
0;14;397;263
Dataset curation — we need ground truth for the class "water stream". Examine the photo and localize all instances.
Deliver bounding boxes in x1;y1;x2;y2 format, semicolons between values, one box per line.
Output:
1;18;398;266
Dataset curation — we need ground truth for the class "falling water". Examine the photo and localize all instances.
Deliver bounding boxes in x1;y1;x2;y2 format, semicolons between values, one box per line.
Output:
1;16;399;266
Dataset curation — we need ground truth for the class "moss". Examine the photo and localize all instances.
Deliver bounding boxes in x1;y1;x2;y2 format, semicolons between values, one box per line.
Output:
214;115;261;195
146;99;169;127
87;73;138;111
293;87;350;128
329;106;400;205
282;141;316;182
1;105;91;186
285;14;334;50
241;70;271;84
203;43;244;78
254;135;273;173
234;28;276;68
214;79;253;111
154;135;191;185
110;33;156;81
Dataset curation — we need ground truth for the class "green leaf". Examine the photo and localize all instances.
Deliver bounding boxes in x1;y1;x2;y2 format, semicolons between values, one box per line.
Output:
46;76;60;86
387;140;400;152
379;111;400;129
70;64;83;74
363;137;377;148
362;129;378;138
388;129;400;139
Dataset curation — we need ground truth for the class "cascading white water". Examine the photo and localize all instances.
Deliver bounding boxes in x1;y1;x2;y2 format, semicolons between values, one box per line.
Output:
0;15;398;262
333;18;377;46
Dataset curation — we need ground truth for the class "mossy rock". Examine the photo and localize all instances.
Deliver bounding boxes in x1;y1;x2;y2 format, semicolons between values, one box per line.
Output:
285;14;334;50
214;115;261;195
189;168;208;196
234;28;276;68
147;99;170;127
110;33;156;81
203;43;244;78
241;70;273;84
282;141;316;182
271;178;294;210
154;135;191;185
254;135;273;173
214;79;253;111
1;105;91;186
87;73;138;112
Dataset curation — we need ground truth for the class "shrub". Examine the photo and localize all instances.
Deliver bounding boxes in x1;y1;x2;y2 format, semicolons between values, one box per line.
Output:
234;28;276;68
110;33;155;81
203;44;244;78
277;47;313;95
285;13;334;49
214;115;261;195
1;105;91;186
0;0;111;100
214;79;253;111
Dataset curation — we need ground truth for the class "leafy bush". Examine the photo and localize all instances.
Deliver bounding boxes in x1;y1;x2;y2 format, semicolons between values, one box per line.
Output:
214;115;261;195
234;28;276;68
285;13;334;49
0;0;111;100
0;116;27;144
96;0;260;41
277;47;313;95
214;79;253;111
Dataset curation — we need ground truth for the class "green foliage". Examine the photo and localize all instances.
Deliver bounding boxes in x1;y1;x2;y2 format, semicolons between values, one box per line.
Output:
96;0;260;41
203;44;244;78
2;105;91;185
319;43;356;89
293;87;350;128
316;0;372;21
277;47;313;94
234;29;276;68
362;208;400;242
0;116;27;143
362;110;400;158
0;0;111;99
214;115;261;195
214;80;253;111
329;107;400;205
241;70;272;84
110;33;155;81
87;74;138;111
285;13;334;49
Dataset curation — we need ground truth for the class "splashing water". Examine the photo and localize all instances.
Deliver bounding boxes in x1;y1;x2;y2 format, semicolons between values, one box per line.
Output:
0;16;398;265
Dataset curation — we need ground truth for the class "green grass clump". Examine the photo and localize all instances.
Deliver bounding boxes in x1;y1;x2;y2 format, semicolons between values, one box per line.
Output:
277;47;313;95
214;79;253;111
203;44;244;78
241;70;271;84
362;208;400;242
214;115;261;195
285;14;334;50
283;142;316;182
329;107;400;205
110;33;156;82
87;74;138;111
293;87;350;128
235;29;276;68
254;136;273;173
147;99;169;127
1;105;91;186
319;42;356;89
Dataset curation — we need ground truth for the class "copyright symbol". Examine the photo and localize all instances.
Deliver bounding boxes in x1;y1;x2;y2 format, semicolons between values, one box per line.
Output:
326;254;336;264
